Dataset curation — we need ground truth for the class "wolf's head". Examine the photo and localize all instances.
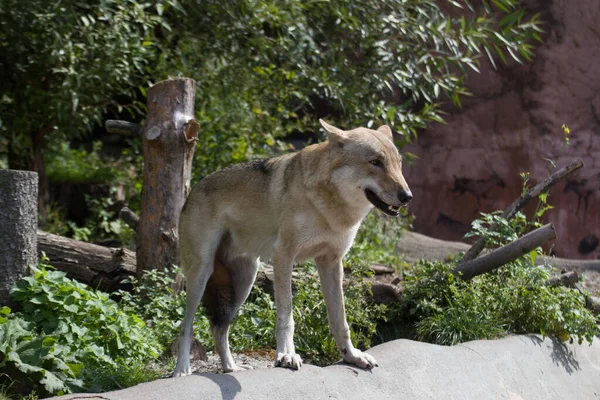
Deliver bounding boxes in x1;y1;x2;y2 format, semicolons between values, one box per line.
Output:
320;119;412;217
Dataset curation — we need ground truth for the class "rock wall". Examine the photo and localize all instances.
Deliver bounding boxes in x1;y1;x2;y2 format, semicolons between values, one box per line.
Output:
403;0;600;259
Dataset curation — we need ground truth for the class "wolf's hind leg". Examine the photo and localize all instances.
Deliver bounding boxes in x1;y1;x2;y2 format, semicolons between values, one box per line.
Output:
173;255;215;377
204;255;259;372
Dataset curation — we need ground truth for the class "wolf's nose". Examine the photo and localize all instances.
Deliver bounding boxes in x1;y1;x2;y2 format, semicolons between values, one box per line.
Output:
398;189;413;204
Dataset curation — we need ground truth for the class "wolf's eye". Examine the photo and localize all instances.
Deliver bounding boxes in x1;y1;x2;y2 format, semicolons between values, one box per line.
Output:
370;159;383;168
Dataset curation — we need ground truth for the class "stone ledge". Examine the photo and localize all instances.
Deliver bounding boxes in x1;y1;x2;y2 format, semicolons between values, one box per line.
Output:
52;335;600;400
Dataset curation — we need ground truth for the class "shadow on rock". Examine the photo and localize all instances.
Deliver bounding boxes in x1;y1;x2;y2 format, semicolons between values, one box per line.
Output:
525;334;581;374
196;372;242;400
549;339;581;374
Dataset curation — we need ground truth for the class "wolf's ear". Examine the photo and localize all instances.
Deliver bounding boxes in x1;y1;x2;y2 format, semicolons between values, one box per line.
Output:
319;119;346;143
376;125;393;141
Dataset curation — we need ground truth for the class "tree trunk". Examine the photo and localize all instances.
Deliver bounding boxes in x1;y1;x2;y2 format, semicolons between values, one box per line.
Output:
0;170;38;306
38;230;136;291
136;78;198;274
28;122;55;221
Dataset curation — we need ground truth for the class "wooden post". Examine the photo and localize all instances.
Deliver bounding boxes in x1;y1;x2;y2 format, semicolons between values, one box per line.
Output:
0;170;38;306
136;78;198;274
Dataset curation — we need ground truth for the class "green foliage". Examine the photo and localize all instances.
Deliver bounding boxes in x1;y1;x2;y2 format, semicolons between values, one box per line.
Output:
118;267;191;347
120;264;385;367
155;0;544;181
45;142;117;184
0;0;176;156
83;192;135;245
1;264;161;396
398;259;599;346
295;264;386;366
229;263;386;366
346;210;411;268
387;210;600;346
0;315;84;395
464;210;528;247
42;187;135;245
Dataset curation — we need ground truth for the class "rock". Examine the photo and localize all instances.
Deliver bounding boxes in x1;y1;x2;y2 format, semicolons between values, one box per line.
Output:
396;231;469;263
403;0;600;259
50;335;600;400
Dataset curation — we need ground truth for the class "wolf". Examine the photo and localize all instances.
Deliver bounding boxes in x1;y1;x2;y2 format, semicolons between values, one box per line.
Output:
173;119;412;376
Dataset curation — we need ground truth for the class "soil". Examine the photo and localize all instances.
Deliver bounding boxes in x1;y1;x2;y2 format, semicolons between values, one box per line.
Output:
190;350;275;374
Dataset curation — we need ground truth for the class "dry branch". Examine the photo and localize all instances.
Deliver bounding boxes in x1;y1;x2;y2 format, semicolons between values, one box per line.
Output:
106;120;142;137
38;230;136;291
119;207;139;232
454;224;557;280
460;159;583;263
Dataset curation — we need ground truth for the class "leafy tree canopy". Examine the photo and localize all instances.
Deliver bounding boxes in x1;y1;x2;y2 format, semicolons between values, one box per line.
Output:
0;0;542;211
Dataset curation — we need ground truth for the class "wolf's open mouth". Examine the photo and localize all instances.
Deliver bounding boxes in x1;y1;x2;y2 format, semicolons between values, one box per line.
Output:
364;189;400;217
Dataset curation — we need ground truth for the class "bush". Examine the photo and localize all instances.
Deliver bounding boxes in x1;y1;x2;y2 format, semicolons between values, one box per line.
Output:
383;208;600;346
395;259;599;346
120;263;386;367
1;264;161;396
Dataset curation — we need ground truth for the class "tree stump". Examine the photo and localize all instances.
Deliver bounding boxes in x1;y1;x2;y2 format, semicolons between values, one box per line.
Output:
0;170;38;306
136;78;198;274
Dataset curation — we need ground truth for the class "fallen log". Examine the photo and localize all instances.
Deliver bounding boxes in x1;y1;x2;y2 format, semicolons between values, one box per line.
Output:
454;224;557;280
545;271;579;287
460;159;583;264
38;230;136;291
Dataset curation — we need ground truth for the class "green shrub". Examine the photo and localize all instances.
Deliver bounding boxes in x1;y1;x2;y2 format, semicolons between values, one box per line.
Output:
292;263;386;366
345;210;411;268
1;264;161;396
121;264;385;367
45;142;117;185
395;259;599;346
384;207;600;346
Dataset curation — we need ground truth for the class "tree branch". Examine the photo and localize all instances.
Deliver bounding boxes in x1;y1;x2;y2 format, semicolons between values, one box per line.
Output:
459;159;583;264
119;207;139;232
106;120;142;137
454;224;557;280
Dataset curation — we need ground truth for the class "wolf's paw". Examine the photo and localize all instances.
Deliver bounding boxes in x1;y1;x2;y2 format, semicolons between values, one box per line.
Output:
223;364;254;373
172;363;192;377
343;349;378;370
275;352;303;370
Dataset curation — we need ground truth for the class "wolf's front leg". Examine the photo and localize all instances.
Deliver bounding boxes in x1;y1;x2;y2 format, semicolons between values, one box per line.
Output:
315;255;378;369
272;254;302;369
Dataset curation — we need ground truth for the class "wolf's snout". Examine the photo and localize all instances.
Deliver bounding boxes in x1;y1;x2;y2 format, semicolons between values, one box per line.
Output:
398;189;413;205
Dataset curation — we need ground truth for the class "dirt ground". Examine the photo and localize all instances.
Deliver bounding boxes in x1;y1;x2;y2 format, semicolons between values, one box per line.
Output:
190;350;274;374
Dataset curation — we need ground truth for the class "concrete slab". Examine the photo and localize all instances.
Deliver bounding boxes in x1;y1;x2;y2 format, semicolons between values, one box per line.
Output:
52;335;600;400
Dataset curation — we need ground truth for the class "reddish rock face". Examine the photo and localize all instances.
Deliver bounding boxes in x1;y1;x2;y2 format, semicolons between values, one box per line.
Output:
403;0;600;259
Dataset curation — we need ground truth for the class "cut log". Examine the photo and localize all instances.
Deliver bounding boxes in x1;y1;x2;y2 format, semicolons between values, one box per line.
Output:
105;120;142;137
370;264;395;275
460;159;583;264
0;170;38;306
454;224;557;280
119;207;140;232
136;78;197;274
38;230;136;291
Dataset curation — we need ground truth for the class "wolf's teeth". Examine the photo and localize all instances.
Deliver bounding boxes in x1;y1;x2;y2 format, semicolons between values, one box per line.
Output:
388;205;399;212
